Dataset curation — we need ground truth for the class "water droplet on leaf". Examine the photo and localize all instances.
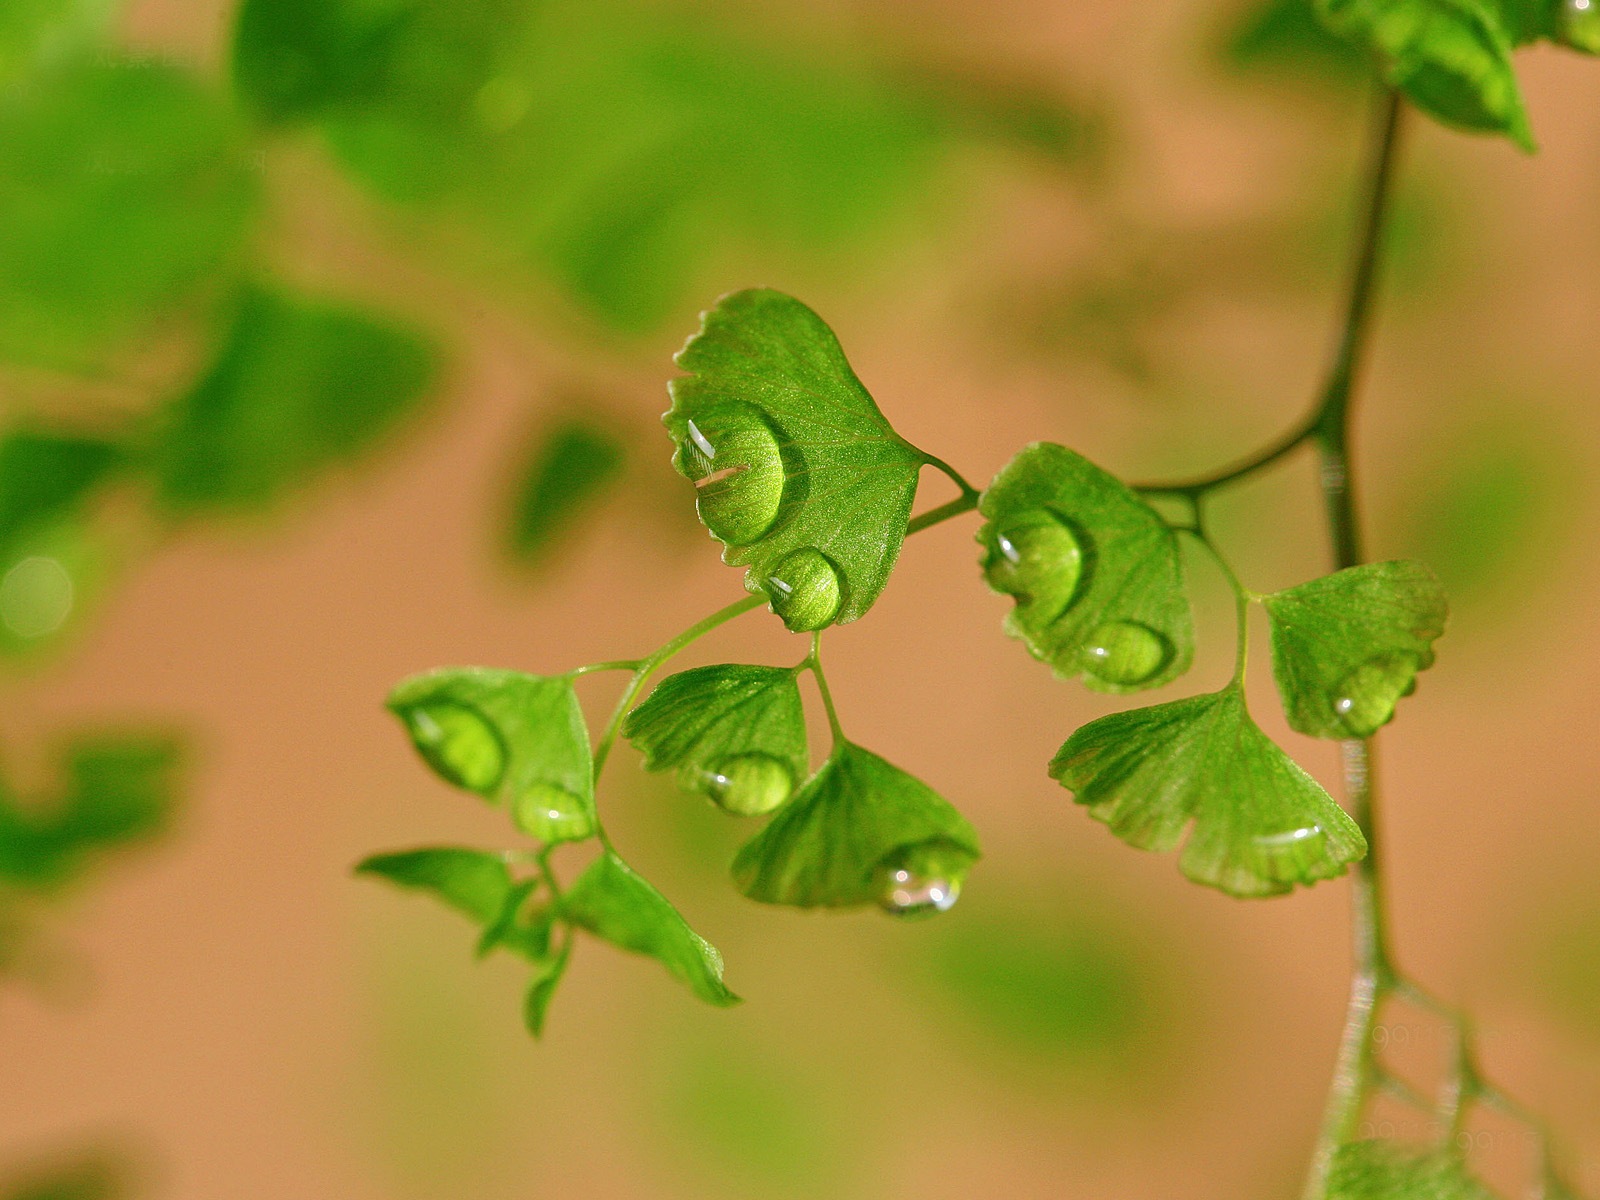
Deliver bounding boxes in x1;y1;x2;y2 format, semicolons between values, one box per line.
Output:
982;508;1085;619
0;555;74;639
874;839;975;919
679;405;786;547
512;783;596;842
689;753;794;816
399;701;506;792
1332;653;1418;737
1560;0;1600;52
1083;620;1171;686
765;547;842;631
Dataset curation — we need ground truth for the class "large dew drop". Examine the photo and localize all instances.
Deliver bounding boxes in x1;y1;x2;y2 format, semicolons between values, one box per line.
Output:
679;405;786;547
765;547;842;631
1332;653;1417;737
1560;0;1600;52
691;754;794;816
982;508;1085;620
1082;620;1172;687
874;839;974;919
512;783;596;843
400;701;506;793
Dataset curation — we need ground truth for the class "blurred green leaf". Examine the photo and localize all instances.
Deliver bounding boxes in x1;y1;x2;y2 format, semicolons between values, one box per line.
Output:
623;664;807;816
1328;1141;1494;1198
0;429;122;547
0;1151;126;1200
732;742;980;913
667;288;925;631
233;0;946;333
1219;0;1371;83
387;668;597;843
1050;689;1366;897
1264;561;1448;738
520;952;565;1036
504;416;625;568
152;285;438;516
560;849;738;1006
0;734;178;892
978;442;1194;692
1314;0;1533;149
0;0;112;90
0;56;258;368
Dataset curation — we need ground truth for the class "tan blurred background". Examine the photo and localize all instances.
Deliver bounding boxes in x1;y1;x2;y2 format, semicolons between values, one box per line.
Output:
3;0;1600;1197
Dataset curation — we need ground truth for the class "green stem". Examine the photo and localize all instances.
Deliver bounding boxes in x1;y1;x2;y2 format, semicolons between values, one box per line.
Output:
1177;527;1253;685
1300;84;1405;1200
907;490;979;535
804;633;847;745
920;452;981;500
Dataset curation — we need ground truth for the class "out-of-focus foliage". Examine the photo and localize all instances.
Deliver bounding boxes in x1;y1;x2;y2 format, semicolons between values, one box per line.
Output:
504;415;626;568
0;0;112;89
0;1149;128;1200
0;56;258;369
151;286;439;517
1218;0;1369;84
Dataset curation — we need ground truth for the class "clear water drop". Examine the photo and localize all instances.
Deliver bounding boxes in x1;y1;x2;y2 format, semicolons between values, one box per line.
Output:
1083;620;1172;686
1560;0;1600;53
678;405;787;547
981;508;1085;620
0;555;74;639
765;547;842;631
1331;653;1417;737
400;701;506;792
692;754;794;816
512;783;596;843
874;839;976;919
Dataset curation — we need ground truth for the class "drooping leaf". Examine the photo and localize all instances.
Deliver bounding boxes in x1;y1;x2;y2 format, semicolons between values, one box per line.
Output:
1219;0;1371;83
1327;1141;1496;1199
387;668;597;843
1264;561;1448;738
504;416;626;567
152;286;439;516
356;847;552;962
622;664;807;816
0;56;258;368
0;734;178;891
521;952;567;1036
666;289;926;631
1313;0;1534;149
731;741;980;914
977;442;1193;692
560;849;738;1006
0;429;123;548
1049;689;1366;897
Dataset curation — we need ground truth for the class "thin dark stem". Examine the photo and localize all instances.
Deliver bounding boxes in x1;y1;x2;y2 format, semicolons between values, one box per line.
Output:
906;490;978;535
1301;85;1405;1200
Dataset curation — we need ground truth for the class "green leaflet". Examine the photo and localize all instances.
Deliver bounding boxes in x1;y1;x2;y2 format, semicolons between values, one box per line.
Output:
0;0;113;90
1491;0;1600;51
1264;560;1448;738
666;289;926;631
0;735;178;892
0;56;258;369
0;429;123;549
521;953;567;1037
1219;0;1371;83
152;286;439;516
1327;1141;1496;1199
977;443;1193;693
504;417;626;568
622;664;807;816
388;668;598;844
1049;689;1366;897
1313;0;1534;149
731;742;980;915
560;849;738;1006
355;847;551;962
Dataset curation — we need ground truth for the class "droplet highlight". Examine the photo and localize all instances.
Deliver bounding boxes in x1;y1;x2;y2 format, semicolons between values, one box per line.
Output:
692;754;794;816
1560;0;1600;53
1332;653;1417;737
874;839;975;919
400;701;506;793
512;783;596;843
982;508;1085;620
1083;620;1172;687
678;405;786;547
765;547;842;631
0;555;74;639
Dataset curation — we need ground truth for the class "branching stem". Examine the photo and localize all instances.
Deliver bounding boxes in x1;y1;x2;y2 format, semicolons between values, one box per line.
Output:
804;633;847;745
